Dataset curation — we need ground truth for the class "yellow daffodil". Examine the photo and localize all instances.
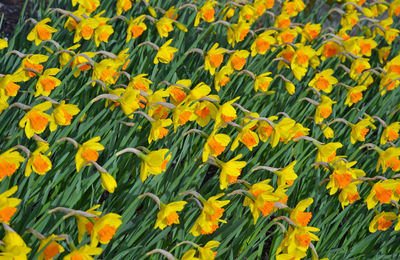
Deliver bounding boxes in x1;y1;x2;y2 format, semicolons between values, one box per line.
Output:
126;15;147;42
75;205;102;243
94;24;114;47
308;69;337;93
0;149;25;181
34;68;61;97
37;234;64;260
231;121;259;151
315;95;336;124
349;117;376;144
63;245;102;260
227;50;249;71
338;182;361;208
369;212;397;233
202;130;231;162
140;149;171;182
27;18;57;46
216;154;247;190
344;85;367;106
254;72;273;92
19;101;53;138
205;43;226;75
155;17;174;38
50;101;80;129
149;118;172;143
214;66;233;92
381;122;400;145
90;213;122;246
75;136;105;172
0;229;31;259
227;21;251;47
250;30;276;56
275;161;298;186
0;38;8;49
154;201;187;230
116;0;132;15
365;180;397;209
350;58;371;80
154;39;178;64
25;142;52;176
214;97;240;130
192;100;218;127
301;22;321;43
194;0;217;26
0;186;20;223
376;147;400;172
18;54;48;81
290;198;313;227
316;142;343;164
100;172;117;193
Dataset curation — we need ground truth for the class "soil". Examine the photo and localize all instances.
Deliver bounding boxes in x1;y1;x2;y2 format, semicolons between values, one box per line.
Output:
0;0;30;37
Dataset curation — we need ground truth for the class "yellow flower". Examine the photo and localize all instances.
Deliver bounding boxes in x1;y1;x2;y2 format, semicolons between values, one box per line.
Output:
194;0;217;26
50;101;80;129
25;142;52;177
274;14;291;29
168;79;191;105
291;45;319;81
230;121;259;151
315;95;336;124
319;124;334;139
0;38;8;49
154;39;178;64
376;147;400;172
116;0;132;15
250;30;276;56
202;130;231;162
19;101;53;138
119;88;141;119
216;154;246;190
214;66;233;92
71;51;95;77
126;15;147;42
75;205;102;243
155;17;174;38
91;213;122;246
192;100;218;127
381;122;400;145
18;54;49;81
154;201;187;230
140;149;171;182
0;72;24;98
257;116;278;142
275;161;297;186
27;18;57;46
349;116;376;144
316;142;343;164
149;118;172;144
365;180;397;209
75;137;105;172
73;0;100;13
74;17;100;43
198;240;220;260
301;22;321;43
254;72;273;92
326;160;365;195
379;72;400;95
290;198;313;227
239;4;257;23
0;186;20;223
214;96;240;130
190;193;229;236
0;230;31;259
0;149;25;181
318;40;342;60
37;234;64;260
344;85;367;106
369;212;397;233
350;58;371;80
276;226;319;257
34;68;61;97
100;172;117;193
227;21;251;47
63;245;102;260
94;24;114;47
308;69;337;93
338;182;361;208
227;50;249;71
205;43;226;75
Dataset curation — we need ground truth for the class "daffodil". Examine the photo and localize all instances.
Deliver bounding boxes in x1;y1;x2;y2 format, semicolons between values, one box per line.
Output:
275;161;297;186
25;142;52;177
0;38;8;49
338;182;361;208
308;69;337;93
154;201;187;230
344;85;367;106
149;118;172;143
18;54;48;81
216;154;246;190
227;50;249;71
0;186;20;223
202;130;230;162
155;17;174;38
192;100;218;127
198;240;220;260
326;160;365;195
254;72;273;92
34;68;61;97
227;21;251;47
350;58;371;80
301;22;321;43
90;213;122;246
0;149;25;181
365;180;397;209
63;245;102;260
349;117;376;144
100;172;117;193
27;18;57;46
231;121;259;151
116;0;132;15
250;30;276;56
194;0;217;27
0;229;31;259
381;122;400;145
205;43;226;75
19;101;53;138
154;39;178;64
376;147;400;172
140;149;171;182
290;198;313;227
214;66;233;92
126;15;147;42
75;136;105;172
75;205;102;243
369;212;397;233
50;101;80;129
315;95;336;124
315;142;343;164
214;97;240;130
37;234;64;260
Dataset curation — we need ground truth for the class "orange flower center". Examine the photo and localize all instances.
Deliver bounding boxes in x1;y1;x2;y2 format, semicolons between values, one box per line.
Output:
219;75;230;87
43;242;60;260
208;137;226;156
24;61;43;77
209;206;224;222
282;51;294;62
0;206;17;223
260;126;273;137
40;77;57;91
29;111;49;131
355;64;366;75
242;131;257;148
278;18;290;29
196;106;210;118
360;128;369;138
99;31;110;42
5;81;20;96
239;29;249;41
315;76;329;90
350;92;363;104
37;25;51;40
295;233;311;248
374;184;392;203
170;88;186;103
203;8;215;22
33;155;50;174
295;211;312;227
320;107;332;119
161;159;168;171
348;192;360;204
327;151;336;163
166;211;179;225
333;173;352;189
133;81;147;91
0;159;17;179
201;224;219;235
158;126;169;139
231;55;246;70
123;0;132;11
228;174;239;183
222;114;235;123
100;69;117;83
377;217;392;231
258;201;274;217
307;29;319;40
209;53;223;68
60;107;73;125
281;32;295;43
259;81;270;92
81;25;94;38
71;254;85;260
85;221;94;234
256;39;270;52
81;148;99;162
360;42;371;55
179;111;192;125
296;51;309;65
324;42;339;57
388;128;399;142
98;224;117;243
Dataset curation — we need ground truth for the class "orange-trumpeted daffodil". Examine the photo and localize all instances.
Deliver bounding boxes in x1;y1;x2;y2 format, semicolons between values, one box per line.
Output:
315;142;343;164
50;101;80;130
0;186;20;223
349;116;376;144
0;149;25;181
227;50;250;71
290;198;313;227
75;136;105;172
34;68;61;97
149;118;172;143
214;66;233;92
215;154;247;190
155;17;174;38
230;120;259;151
365;180;397;209
63;245;102;260
37;234;65;260
126;15;147;42
214;97;240;130
315;95;336;124
254;72;273;93
205;43;226;75
27;18;57;46
154;201;187;230
90;213;122;246
0;228;31;259
275;161;297;186
202;130;231;162
19;101;53;138
154;39;178;64
194;0;217;26
308;69;337;93
18;54;48;81
326;160;365;195
381;122;400;145
376;147;400;173
250;30;276;56
116;0;132;15
140;148;171;182
25;142;52;177
369;211;397;233
344;85;367;106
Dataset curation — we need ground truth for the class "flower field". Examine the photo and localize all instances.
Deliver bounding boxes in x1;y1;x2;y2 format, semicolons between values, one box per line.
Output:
1;0;400;259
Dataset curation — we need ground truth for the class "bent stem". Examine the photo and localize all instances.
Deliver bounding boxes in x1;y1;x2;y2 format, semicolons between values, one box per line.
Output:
56;137;79;149
138;193;161;209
